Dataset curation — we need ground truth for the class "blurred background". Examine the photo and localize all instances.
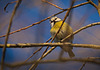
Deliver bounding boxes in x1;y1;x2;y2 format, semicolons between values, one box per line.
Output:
0;0;100;70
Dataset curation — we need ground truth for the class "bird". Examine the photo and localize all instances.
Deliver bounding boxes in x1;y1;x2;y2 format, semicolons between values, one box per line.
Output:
50;16;75;58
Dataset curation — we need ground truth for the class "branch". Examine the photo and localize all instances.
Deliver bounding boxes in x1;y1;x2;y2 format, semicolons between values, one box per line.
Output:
29;1;75;69
23;37;52;62
42;0;64;10
61;22;100;42
4;1;17;12
79;62;86;70
88;0;98;10
1;0;22;70
29;46;56;70
0;1;89;38
2;57;100;68
0;43;100;49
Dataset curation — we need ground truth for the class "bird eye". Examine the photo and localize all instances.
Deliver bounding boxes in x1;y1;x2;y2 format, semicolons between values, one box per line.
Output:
54;18;57;21
51;21;53;23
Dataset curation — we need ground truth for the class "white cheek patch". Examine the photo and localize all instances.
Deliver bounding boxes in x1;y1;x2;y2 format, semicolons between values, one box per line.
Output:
51;17;57;21
51;22;54;28
55;18;61;21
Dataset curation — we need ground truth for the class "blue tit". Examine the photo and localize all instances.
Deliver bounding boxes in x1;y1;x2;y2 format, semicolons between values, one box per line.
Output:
50;16;75;58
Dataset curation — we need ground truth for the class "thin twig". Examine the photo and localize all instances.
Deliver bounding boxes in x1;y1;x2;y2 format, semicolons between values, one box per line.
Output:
98;0;100;16
15;37;52;70
1;0;22;70
29;1;75;70
2;57;100;68
79;56;100;70
0;22;100;49
40;0;73;63
61;22;100;42
24;37;52;62
88;0;98;10
79;62;86;70
29;46;56;70
42;46;49;56
42;0;64;10
0;1;99;70
4;1;17;12
24;47;43;62
79;56;95;70
0;1;89;38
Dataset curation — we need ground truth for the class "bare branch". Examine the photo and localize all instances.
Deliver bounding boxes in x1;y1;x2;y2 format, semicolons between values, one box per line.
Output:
29;1;75;69
0;0;99;70
4;1;17;12
29;47;56;70
1;0;22;70
24;37;52;62
42;0;64;10
2;57;100;68
88;0;98;10
0;43;100;49
61;22;100;42
15;38;52;69
98;0;100;16
79;62;86;70
0;1;89;38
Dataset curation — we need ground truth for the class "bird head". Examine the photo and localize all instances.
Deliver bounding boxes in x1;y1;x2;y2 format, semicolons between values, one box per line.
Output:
50;16;62;27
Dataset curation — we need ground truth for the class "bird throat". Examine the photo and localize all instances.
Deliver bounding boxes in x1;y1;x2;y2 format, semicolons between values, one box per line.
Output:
51;21;56;28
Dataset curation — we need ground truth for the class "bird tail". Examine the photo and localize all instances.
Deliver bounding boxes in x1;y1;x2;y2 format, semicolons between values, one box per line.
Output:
67;49;75;58
60;46;75;58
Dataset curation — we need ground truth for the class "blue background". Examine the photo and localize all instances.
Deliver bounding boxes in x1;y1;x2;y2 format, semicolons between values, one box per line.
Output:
0;0;100;70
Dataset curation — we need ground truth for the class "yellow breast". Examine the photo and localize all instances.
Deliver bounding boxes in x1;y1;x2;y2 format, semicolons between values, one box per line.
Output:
50;21;67;33
50;21;73;42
